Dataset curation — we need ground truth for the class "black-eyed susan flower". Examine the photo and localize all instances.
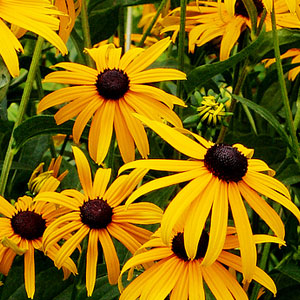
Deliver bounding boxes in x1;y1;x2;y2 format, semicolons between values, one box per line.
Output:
118;225;283;300
0;0;67;77
264;48;300;80
35;146;163;296
28;156;68;195
0;195;77;299
161;0;300;60
263;0;300;19
119;115;300;283
37;37;186;165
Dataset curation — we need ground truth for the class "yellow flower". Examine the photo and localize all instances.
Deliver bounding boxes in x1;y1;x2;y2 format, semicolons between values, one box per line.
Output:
37;37;186;165
28;156;68;195
35;146;163;296
264;48;300;80
118;225;283;300
0;195;77;299
197;94;228;126
54;0;81;45
161;0;300;60
119;115;300;283
263;0;300;19
0;0;67;77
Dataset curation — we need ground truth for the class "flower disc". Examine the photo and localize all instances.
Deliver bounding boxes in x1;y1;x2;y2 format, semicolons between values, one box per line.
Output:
11;211;46;240
96;69;130;100
204;144;248;182
80;199;113;229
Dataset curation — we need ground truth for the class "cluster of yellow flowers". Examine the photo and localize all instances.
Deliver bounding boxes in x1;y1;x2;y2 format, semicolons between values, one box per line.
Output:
0;0;300;299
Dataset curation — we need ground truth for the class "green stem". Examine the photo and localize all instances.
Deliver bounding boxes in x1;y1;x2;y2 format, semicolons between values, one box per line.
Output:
80;0;95;68
118;6;125;53
137;0;168;47
0;36;44;196
216;60;250;144
271;5;300;164
249;242;271;300
176;0;187;100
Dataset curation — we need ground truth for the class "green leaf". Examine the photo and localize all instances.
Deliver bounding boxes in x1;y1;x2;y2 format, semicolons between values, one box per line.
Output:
232;95;292;150
185;30;265;92
0;57;10;104
185;29;300;93
241;0;258;34
89;6;120;45
13;115;90;150
277;263;300;284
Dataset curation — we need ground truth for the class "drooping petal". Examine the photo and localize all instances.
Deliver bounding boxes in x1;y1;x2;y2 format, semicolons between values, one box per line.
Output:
184;177;217;260
202;263;234;300
188;261;205;300
238;181;285;239
228;182;256;283
243;171;300;222
89;100;115;165
133;114;207;159
119;100;149;159
86;229;99;296
161;172;212;246
98;229;120;285
24;243;35;299
201;180;228;265
55;225;89;268
114;102;135;163
125;167;209;207
107;222;141;254
140;256;184;300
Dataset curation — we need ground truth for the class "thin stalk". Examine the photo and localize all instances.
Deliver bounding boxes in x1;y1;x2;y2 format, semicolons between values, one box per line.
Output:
176;0;187;100
118;6;125;53
216;60;250;144
125;6;132;52
137;0;169;47
271;5;300;164
0;36;44;196
249;242;271;300
80;0;95;68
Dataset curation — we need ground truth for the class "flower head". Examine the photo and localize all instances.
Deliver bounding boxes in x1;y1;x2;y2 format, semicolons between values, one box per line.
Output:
263;0;300;19
264;48;300;80
35;147;163;296
28;156;68;195
118;225;282;300
55;0;81;46
0;195;76;299
161;0;300;60
119;116;300;283
37;37;186;165
0;0;67;77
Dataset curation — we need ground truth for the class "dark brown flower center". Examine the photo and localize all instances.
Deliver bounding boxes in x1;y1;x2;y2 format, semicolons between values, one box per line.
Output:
96;69;129;100
204;144;248;182
80;198;113;229
11;211;46;240
171;231;209;261
235;0;264;17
